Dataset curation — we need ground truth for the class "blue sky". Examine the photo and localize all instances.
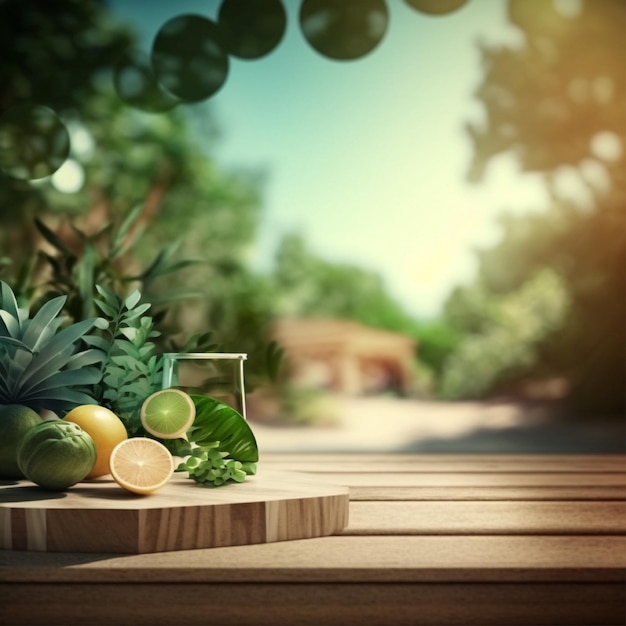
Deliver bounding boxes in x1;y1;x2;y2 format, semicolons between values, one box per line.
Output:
107;0;551;319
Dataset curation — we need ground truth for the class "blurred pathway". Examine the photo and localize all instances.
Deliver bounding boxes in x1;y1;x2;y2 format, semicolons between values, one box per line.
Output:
251;396;625;454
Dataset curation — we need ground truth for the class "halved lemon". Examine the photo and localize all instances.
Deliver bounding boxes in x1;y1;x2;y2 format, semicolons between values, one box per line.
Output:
140;388;196;439
109;437;174;495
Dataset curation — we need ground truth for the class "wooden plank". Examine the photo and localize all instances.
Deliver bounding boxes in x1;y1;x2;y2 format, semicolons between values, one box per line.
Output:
2;453;625;626
344;501;626;535
2;535;624;584
347;485;626;501
263;453;626;473
3;582;624;625
0;471;349;554
298;471;626;487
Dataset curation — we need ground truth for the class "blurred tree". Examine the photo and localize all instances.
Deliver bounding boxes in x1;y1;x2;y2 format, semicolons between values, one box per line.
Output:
440;269;570;399
0;0;272;379
463;0;625;415
273;233;420;335
272;232;466;381
0;0;261;288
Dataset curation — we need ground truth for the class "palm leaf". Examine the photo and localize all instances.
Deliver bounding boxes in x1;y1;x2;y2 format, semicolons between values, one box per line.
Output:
0;335;33;352
0;281;21;324
18;388;98;413
15;345;75;394
64;348;106;371
16;318;97;387
19;295;66;350
23;367;102;394
17;346;104;393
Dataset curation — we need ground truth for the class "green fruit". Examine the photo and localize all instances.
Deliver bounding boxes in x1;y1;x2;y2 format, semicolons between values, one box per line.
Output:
0;404;43;479
17;420;97;490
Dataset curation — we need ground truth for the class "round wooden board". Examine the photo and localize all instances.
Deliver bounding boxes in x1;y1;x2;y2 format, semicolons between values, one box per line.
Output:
0;468;349;554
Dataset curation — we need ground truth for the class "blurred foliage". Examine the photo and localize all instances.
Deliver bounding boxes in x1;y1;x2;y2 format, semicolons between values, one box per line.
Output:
271;232;464;383
273;233;420;335
440;269;570;399
25;206;203;322
5;0;622;420
455;0;625;414
0;0;277;391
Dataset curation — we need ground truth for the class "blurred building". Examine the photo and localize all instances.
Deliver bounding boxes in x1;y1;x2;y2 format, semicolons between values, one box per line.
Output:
273;318;417;396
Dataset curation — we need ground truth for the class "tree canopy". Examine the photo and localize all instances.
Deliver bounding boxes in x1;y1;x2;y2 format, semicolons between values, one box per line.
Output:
452;0;625;414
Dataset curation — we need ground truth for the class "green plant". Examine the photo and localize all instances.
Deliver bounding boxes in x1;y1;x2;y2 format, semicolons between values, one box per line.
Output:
33;206;203;324
167;394;258;487
0;281;104;414
88;285;164;436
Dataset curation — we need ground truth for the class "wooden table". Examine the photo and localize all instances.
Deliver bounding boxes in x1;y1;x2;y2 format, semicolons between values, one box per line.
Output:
2;453;625;625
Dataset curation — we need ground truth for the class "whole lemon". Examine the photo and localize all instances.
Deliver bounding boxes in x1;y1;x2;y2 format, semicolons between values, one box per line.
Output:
64;405;127;478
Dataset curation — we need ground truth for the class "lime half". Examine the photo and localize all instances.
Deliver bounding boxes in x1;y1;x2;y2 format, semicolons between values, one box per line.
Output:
140;389;196;439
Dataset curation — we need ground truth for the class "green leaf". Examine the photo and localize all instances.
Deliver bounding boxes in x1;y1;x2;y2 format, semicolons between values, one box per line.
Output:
120;327;138;341
0;336;33;352
0;311;20;340
15;345;76;392
19;295;66;351
110;204;143;258
187;394;259;462
82;334;110;351
93;317;109;330
94;298;118;319
124;290;141;310
21;389;98;413
95;284;120;308
23;367;102;394
20;318;97;383
78;240;96;320
0;281;22;333
64;348;106;370
120;303;152;321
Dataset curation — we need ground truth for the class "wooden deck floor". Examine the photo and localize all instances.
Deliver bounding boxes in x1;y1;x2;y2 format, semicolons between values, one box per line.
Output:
2;453;625;625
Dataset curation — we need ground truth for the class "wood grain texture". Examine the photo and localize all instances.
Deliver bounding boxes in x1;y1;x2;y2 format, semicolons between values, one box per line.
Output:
261;453;626;473
0;469;349;553
1;453;624;626
3;582;625;626
2;535;624;583
344;501;626;534
347;485;626;500
300;471;626;487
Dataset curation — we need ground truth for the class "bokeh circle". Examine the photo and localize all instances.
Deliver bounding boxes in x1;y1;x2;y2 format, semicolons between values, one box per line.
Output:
0;104;70;180
218;0;287;59
114;48;179;113
404;0;469;16
299;0;389;61
151;14;229;102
